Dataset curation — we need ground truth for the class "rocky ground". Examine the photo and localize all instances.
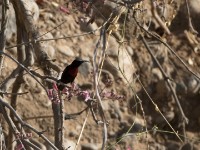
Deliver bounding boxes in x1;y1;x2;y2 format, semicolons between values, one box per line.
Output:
1;0;200;149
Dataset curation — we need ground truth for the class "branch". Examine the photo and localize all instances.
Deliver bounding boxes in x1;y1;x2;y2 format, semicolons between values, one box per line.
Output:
0;0;9;75
0;52;48;94
0;98;58;150
185;0;198;34
133;15;200;81
141;35;188;141
151;1;171;35
92;29;107;150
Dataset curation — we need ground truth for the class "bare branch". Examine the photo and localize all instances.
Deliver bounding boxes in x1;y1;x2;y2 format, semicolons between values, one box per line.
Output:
151;1;171;35
0;0;9;75
133;15;200;81
185;0;198;34
0;52;48;94
141;35;188;141
93;29;107;150
0;98;58;150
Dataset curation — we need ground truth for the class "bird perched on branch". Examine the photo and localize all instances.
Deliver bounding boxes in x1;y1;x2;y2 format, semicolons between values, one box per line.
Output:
57;58;88;90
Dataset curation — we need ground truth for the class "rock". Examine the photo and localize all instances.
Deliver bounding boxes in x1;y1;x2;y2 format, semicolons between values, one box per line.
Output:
45;45;55;59
155;111;175;126
42;33;55;58
106;36;119;57
152;68;163;80
79;59;91;77
79;17;99;35
149;143;166;150
81;143;100;150
155;80;170;99
109;101;123;121
179;142;193;150
171;0;200;33
0;0;39;40
57;45;75;57
63;139;76;150
165;141;180;150
176;81;187;95
189;0;200;14
126;46;134;56
103;49;135;83
187;77;200;95
119;117;144;135
101;100;109;111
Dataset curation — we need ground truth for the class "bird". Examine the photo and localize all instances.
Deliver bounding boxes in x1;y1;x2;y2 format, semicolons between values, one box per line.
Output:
57;58;88;90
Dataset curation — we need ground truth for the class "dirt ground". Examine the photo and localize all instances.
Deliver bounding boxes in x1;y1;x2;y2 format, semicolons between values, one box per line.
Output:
1;0;200;149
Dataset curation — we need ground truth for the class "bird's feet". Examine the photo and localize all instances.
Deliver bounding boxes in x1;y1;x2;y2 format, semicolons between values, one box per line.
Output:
47;82;60;104
71;82;78;91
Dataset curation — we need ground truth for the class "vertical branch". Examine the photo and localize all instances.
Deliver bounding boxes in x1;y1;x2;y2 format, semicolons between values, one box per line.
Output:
59;91;64;149
185;0;198;34
52;102;62;148
0;124;6;150
8;16;26;149
9;21;35;148
0;102;23;147
93;29;107;150
151;1;171;35
0;0;9;75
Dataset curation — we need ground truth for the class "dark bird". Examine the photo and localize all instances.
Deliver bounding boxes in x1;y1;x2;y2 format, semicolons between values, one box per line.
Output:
57;58;88;90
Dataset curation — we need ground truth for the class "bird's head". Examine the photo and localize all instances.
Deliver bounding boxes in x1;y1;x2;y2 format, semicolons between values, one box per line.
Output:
71;58;89;67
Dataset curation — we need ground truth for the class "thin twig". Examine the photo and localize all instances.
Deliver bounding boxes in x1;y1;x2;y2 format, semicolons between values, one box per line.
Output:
5;22;104;50
0;52;48;94
136;75;183;142
185;0;198;34
93;29;107;150
0;98;58;150
37;20;67;39
133;16;200;81
74;108;89;150
141;35;188;140
151;1;171;35
0;91;28;95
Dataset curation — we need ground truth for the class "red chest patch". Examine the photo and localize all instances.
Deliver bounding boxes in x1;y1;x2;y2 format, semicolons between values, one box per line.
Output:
68;68;78;77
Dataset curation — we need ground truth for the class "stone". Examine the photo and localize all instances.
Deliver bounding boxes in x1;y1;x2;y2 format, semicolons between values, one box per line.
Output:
152;68;163;80
0;0;39;40
81;143;100;150
78;59;91;77
79;17;99;35
179;142;193;150
63;139;76;150
187;77;200;94
126;46;134;56
57;45;75;57
165;141;180;150
106;36;119;57
103;49;135;83
42;32;55;58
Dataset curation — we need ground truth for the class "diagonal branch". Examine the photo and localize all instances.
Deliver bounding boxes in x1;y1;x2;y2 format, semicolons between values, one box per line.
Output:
141;35;188;141
0;52;47;94
0;98;58;150
133;15;200;81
